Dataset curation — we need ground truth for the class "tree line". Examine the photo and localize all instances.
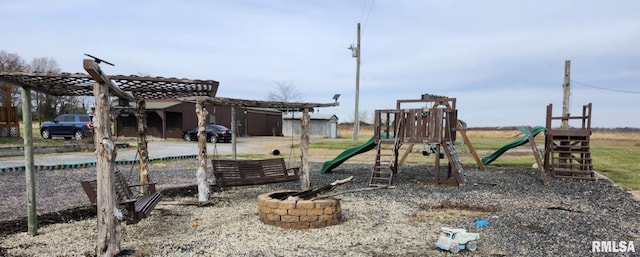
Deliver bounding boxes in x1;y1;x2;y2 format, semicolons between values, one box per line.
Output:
0;50;90;122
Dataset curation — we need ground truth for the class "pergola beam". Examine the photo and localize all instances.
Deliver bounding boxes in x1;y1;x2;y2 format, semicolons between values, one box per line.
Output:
193;96;339;109
83;59;135;101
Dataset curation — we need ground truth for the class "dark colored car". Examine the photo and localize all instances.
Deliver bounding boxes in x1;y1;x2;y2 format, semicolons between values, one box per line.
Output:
40;114;94;140
182;124;232;143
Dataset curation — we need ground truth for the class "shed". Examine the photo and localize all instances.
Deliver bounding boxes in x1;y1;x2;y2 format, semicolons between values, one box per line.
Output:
283;113;338;138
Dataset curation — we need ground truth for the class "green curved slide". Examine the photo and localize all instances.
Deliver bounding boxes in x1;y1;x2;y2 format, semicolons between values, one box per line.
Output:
481;126;546;166
320;136;377;174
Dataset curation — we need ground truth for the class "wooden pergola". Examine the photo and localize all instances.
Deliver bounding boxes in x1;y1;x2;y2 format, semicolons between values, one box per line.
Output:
183;96;339;194
0;59;339;256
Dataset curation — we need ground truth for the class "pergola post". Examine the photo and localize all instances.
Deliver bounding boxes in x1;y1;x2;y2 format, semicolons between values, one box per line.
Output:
21;86;36;235
300;108;311;190
136;99;150;194
93;80;121;256
231;105;237;159
84;59;135;256
196;100;210;203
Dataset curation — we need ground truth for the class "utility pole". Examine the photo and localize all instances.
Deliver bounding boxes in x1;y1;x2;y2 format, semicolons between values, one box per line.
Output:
350;23;361;145
562;60;571;129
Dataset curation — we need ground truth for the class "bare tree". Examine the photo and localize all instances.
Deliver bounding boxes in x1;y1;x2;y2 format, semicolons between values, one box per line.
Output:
0;51;28;72
30;57;60;74
267;81;303;102
30;57;87;120
349;110;371;125
30;57;65;122
0;52;88;121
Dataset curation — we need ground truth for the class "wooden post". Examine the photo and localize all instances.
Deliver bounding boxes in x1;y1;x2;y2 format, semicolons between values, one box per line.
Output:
456;122;485;171
231;106;237;159
352;22;361;146
84;59;131;256
525;127;548;186
136;99;150;195
434;144;441;185
562;60;571;129
196;100;209;203
398;144;414;166
21;86;37;235
300;108;311;190
93;81;121;256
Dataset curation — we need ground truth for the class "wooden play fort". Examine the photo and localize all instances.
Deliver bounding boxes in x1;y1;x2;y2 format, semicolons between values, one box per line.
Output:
370;94;481;186
544;103;594;179
0;86;19;137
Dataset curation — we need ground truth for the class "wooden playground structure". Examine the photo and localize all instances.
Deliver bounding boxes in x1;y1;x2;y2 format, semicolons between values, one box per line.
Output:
366;94;593;186
369;94;483;186
544;103;594;179
0;85;20;137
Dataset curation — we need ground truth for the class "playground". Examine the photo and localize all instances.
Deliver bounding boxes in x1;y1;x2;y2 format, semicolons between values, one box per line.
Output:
1;150;639;256
1;64;638;256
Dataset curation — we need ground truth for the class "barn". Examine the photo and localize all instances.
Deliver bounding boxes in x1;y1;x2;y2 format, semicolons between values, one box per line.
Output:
114;99;283;139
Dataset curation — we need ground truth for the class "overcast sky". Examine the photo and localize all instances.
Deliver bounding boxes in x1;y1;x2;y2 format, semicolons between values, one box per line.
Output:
2;0;639;128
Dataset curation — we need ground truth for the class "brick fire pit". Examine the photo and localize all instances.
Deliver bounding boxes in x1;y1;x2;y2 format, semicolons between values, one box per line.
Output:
257;190;342;229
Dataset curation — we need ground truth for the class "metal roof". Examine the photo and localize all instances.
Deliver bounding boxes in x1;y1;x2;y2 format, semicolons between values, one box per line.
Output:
283;113;339;121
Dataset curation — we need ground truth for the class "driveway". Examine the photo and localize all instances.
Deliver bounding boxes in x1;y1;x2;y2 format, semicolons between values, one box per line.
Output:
0;136;302;171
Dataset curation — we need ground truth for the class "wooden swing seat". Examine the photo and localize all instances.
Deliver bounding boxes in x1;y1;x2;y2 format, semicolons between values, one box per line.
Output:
212;158;300;187
80;170;162;224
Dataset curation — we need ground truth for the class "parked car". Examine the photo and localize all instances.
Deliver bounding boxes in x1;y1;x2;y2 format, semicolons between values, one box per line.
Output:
182;124;232;143
40;113;94;140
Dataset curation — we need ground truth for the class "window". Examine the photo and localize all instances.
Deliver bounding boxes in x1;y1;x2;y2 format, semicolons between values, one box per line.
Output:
60;115;74;122
79;116;92;122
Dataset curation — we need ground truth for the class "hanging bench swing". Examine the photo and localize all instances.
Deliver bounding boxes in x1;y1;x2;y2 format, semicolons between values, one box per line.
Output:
212;157;300;188
80;151;163;224
212;113;300;188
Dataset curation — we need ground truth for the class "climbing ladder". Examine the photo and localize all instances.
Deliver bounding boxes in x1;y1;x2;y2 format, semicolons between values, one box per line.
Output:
368;138;398;186
369;116;403;186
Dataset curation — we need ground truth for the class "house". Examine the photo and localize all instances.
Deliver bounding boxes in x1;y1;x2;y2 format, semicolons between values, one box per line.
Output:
282;112;339;138
113;99;283;139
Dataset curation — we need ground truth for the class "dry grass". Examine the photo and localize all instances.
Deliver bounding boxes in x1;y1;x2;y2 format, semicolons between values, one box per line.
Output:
465;129;640;141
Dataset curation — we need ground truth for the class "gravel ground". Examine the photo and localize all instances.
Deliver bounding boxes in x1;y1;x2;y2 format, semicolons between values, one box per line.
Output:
1;159;640;257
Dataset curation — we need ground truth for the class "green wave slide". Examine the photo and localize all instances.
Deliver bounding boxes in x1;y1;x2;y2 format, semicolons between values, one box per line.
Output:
320;136;377;174
481;126;546;166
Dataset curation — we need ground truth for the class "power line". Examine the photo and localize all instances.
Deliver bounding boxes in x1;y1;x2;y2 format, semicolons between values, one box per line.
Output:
571;79;640;94
355;0;375;35
358;0;369;21
362;0;375;33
